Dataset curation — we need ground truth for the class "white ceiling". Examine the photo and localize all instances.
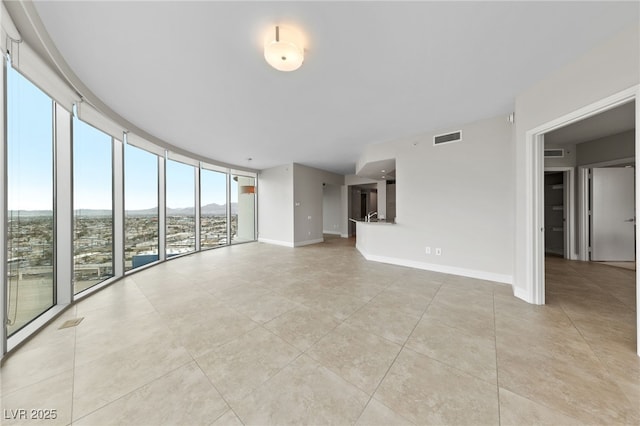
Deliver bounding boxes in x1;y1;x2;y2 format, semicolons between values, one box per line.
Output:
31;1;639;174
357;158;396;180
545;101;636;146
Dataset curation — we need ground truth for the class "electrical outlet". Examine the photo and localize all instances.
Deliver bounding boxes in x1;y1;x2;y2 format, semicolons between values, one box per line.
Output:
425;247;431;254
435;248;442;256
308;216;312;220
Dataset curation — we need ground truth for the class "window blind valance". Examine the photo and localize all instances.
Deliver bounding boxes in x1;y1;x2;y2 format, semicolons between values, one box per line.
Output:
167;151;200;168
77;101;124;141
126;133;166;157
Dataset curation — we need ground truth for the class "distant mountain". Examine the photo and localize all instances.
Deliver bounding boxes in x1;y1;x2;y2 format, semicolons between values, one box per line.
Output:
10;202;239;218
74;209;112;217
200;202;238;216
169;202;238;216
7;210;53;218
125;207;158;216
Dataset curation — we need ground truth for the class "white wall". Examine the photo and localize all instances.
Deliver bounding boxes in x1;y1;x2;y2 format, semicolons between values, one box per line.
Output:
356;114;515;282
514;25;639;300
293;164;344;246
577;129;635;166
322;184;342;235
257;165;294;246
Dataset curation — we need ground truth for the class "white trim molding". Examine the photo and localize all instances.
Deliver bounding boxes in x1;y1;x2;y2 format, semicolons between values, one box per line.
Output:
294;238;324;247
524;85;638;306
258;238;294;248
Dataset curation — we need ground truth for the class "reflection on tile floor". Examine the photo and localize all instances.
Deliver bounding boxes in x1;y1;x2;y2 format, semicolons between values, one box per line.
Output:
1;238;638;425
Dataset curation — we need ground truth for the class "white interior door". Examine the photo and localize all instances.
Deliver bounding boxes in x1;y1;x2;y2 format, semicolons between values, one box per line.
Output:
591;167;635;261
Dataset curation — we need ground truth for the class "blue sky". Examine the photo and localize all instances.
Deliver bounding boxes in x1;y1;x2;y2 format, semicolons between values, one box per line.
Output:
7;61;54;211
8;64;228;211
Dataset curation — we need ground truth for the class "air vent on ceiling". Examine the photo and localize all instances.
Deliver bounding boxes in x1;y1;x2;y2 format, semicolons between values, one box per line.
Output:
544;149;564;158
433;131;462;146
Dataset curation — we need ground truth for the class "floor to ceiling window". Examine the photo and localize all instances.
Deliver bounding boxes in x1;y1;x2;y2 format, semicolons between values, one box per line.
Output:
166;160;196;256
73;117;114;294
2;38;258;351
124;144;159;270
6;64;55;336
200;168;228;248
231;174;256;244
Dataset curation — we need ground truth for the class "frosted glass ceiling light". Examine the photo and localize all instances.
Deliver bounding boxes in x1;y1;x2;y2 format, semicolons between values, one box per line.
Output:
264;26;304;72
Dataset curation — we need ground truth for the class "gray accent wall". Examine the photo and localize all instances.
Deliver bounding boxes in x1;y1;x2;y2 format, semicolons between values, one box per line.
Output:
259;163;345;246
293;164;344;245
322;184;342;234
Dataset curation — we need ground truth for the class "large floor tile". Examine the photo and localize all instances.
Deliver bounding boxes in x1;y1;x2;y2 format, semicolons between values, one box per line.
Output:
345;300;422;345
1;330;75;395
196;327;300;403
74;362;228;426
406;317;497;383
424;296;495;336
307;323;402;394
1;371;73;426
233;355;369;425
281;287;369;320
211;409;244;426
497;344;638;424
74;311;174;367
498;387;583;426
168;305;259;358
226;291;301;324
263;306;340;351
368;287;434;316
356;399;415;426
72;334;192;419
375;348;499;425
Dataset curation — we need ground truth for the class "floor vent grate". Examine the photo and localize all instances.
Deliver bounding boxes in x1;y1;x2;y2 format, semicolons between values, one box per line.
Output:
59;317;84;329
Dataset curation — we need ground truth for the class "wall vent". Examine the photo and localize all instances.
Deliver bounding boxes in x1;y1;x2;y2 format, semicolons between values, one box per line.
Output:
433;131;462;146
544;149;564;158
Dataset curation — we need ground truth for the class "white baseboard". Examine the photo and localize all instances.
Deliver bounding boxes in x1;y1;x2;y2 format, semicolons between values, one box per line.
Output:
294;238;324;247
357;246;513;285
258;238;294;248
513;286;530;302
323;231;341;235
340;234;349;238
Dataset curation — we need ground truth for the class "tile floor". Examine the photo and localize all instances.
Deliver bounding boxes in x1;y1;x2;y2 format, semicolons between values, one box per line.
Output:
1;237;638;425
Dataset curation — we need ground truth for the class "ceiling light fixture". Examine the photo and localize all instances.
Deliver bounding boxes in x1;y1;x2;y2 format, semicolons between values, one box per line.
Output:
264;26;304;72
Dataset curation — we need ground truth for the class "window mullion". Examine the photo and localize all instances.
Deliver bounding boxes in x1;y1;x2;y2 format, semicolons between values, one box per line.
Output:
54;103;73;306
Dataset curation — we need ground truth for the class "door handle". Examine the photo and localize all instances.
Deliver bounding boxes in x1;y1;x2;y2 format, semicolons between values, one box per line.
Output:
624;218;635;223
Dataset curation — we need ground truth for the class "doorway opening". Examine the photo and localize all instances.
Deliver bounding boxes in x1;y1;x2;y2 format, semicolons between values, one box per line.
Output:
530;87;639;355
